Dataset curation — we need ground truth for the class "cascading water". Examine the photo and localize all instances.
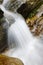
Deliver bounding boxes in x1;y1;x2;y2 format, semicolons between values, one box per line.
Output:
0;0;43;65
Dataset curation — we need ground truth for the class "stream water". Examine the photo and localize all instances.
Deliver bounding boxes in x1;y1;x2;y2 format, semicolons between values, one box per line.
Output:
0;0;43;65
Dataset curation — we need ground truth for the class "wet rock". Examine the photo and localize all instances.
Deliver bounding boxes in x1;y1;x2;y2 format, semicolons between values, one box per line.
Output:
0;55;24;65
0;9;8;52
0;26;8;52
0;9;4;19
17;0;42;19
17;2;32;19
4;0;24;12
26;16;43;36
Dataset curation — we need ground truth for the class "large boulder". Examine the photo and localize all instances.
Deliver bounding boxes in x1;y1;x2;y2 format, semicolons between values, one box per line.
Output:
17;0;42;19
0;55;24;65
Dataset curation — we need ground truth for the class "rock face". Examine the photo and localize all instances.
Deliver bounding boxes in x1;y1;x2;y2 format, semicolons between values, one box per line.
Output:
0;9;8;52
0;25;8;52
0;55;24;65
17;0;42;19
26;15;43;36
17;2;32;19
4;0;25;12
0;0;3;4
0;9;4;19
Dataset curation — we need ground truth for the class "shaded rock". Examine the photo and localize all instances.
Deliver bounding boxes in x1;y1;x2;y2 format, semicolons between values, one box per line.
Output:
17;2;32;19
17;0;42;19
0;9;4;19
0;0;3;4
0;9;8;52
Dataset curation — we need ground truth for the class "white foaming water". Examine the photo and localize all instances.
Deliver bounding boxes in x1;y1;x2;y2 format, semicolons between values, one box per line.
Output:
2;0;9;6
0;1;43;65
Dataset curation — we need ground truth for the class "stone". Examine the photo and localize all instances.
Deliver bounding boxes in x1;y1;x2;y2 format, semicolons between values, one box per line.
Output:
0;9;8;52
0;0;3;4
0;55;24;65
0;9;4;19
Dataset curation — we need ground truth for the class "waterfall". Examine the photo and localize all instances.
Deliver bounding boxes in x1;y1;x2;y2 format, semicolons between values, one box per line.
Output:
0;5;33;48
8;13;33;48
0;0;43;65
